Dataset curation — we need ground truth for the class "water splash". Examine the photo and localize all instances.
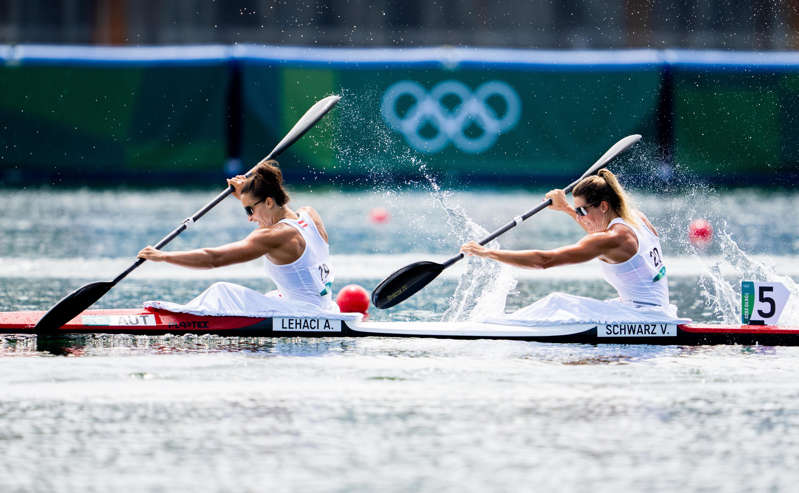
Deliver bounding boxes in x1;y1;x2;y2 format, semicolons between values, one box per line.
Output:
694;227;799;325
618;146;799;325
654;188;799;325
329;87;414;185
331;91;517;321
330;95;799;326
423;179;516;322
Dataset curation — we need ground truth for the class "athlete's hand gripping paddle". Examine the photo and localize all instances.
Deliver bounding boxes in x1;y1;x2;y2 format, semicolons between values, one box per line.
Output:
371;134;642;309
35;95;341;332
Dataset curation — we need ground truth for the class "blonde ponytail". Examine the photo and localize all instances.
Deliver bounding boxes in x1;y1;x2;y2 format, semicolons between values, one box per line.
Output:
573;169;639;228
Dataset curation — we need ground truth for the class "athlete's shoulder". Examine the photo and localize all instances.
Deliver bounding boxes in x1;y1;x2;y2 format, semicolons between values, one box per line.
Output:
297;206;329;243
298;206;322;221
248;222;300;249
636;211;659;237
605;222;639;250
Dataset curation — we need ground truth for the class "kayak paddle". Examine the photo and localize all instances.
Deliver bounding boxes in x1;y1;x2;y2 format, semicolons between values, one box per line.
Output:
35;94;341;332
371;134;642;309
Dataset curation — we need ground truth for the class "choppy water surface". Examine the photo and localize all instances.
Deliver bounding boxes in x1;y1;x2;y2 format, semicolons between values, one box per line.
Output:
2;187;799;492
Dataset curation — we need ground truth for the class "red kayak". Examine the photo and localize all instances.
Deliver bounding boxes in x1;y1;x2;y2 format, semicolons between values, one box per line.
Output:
2;307;799;345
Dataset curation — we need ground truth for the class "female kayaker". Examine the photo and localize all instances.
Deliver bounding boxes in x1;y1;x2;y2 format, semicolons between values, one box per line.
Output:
137;159;339;314
461;169;670;310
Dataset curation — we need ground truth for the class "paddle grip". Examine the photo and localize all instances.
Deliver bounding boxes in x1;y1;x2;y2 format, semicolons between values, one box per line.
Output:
115;95;343;286
111;186;236;285
111;94;340;287
441;198;554;269
376;135;642;309
440;135;643;272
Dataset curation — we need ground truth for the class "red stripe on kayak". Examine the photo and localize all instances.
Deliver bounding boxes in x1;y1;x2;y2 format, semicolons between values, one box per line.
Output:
0;308;269;331
679;324;799;335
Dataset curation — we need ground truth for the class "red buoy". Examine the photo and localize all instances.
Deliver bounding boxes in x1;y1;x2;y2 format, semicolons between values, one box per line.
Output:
336;284;370;317
689;219;713;248
369;207;390;224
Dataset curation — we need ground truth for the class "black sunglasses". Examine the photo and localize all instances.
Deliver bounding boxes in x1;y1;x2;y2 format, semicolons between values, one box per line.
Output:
575;203;599;217
244;198;265;217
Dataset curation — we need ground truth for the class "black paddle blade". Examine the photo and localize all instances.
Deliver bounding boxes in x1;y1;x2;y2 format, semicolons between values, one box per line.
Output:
371;261;445;309
34;281;115;332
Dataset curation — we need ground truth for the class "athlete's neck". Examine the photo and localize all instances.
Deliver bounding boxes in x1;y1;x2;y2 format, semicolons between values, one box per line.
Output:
271;206;298;224
602;211;621;230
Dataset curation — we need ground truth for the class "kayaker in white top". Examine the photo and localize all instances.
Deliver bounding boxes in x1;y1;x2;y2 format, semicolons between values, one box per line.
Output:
137;159;339;313
461;169;670;309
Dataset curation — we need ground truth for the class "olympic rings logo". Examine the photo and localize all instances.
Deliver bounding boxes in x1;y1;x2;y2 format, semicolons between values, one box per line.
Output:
381;80;521;154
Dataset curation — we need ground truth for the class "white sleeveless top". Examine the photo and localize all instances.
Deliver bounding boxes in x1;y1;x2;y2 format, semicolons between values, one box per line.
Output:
263;210;337;310
598;217;669;308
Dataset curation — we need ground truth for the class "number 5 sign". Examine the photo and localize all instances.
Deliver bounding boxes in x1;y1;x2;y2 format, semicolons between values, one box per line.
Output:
742;281;790;325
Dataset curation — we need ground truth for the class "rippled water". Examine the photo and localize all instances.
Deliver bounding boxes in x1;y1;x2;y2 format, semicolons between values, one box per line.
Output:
2;187;799;492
